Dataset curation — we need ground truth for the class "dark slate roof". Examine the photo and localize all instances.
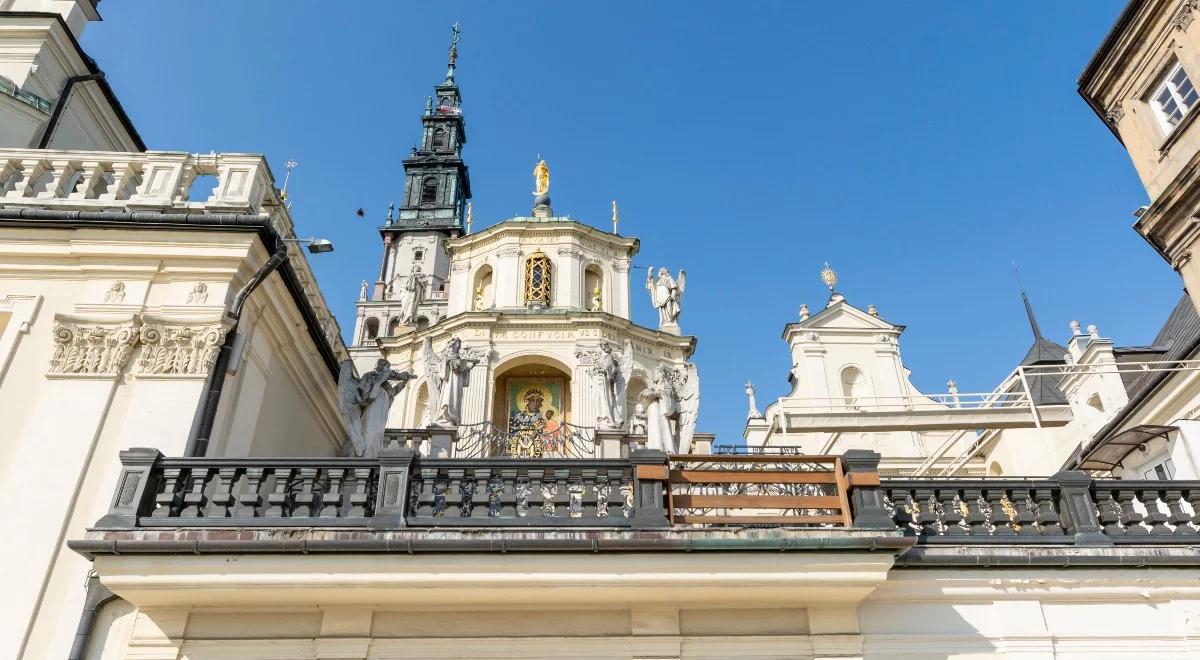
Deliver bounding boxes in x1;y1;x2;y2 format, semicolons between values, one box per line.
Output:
1122;294;1200;399
1020;337;1068;367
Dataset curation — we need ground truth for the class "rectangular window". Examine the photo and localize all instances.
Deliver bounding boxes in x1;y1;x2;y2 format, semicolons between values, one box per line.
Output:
1143;457;1175;480
1152;62;1200;134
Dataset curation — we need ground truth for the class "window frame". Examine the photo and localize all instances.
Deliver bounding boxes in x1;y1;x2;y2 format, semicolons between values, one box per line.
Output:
1150;61;1200;136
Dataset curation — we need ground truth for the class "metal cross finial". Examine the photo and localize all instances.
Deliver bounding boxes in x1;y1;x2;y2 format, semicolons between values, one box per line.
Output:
611;200;619;234
448;22;461;65
820;261;838;292
280;159;298;205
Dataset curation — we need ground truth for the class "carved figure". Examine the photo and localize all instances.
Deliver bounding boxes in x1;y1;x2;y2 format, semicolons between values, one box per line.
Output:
359;280;369;301
338;359;413;458
422;337;485;427
473;285;485;311
590;285;602;312
576;340;633;429
104;281;126;303
533;159;550;196
629;402;648;435
638;363;700;453
397;264;427;324
645;266;686;328
187;282;208;305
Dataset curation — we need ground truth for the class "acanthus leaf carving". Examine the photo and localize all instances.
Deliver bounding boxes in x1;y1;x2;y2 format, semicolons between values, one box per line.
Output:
135;316;231;376
49;315;140;376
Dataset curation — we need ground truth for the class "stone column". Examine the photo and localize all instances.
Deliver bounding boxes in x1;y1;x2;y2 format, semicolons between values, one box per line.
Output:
613;258;631;319
459;350;492;425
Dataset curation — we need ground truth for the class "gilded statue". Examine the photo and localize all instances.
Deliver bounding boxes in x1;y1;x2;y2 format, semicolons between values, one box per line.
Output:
533;159;550;195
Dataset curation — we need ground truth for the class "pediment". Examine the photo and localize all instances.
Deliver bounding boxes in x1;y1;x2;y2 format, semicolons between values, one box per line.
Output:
801;301;898;331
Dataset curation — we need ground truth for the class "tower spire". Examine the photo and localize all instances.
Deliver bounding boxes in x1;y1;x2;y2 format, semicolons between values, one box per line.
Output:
1012;261;1043;340
445;22;461;84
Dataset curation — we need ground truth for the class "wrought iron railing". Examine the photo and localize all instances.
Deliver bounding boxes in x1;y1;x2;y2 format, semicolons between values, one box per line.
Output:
454;421;598;459
667;455;850;526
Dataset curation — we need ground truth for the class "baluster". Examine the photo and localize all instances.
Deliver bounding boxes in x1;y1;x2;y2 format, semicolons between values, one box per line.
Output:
178;467;212;518
1186;489;1200;534
1094;489;1124;537
1138;488;1172;535
236;467;265;517
207;467;239;518
459;469;477;518
70;162;101;199
962;487;989;536
595;475;612;518
580;468;598;518
1033;487;1064;535
888;489;915;534
432;474;449;517
322;468;346;517
528;468;546;518
445;469;464;517
516;476;533;518
488;474;505;518
1116;489;1148;535
291;467;319;517
937;488;966;535
569;480;585;519
620;477;634;518
152;467;185;518
9;159;41;198
986;489;1015;536
914;488;939;536
417;467;438;517
1164;489;1195;536
1011;488;1038;536
554;468;570;518
266;467;294;517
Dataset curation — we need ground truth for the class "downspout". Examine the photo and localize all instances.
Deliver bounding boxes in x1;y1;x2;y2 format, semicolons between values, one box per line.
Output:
184;242;289;456
34;74;103;149
67;574;116;660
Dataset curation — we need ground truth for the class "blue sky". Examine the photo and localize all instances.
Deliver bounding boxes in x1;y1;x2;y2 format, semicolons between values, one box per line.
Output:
84;2;1175;444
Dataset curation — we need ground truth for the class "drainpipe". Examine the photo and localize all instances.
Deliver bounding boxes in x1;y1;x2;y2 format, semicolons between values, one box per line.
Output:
68;574;116;660
185;242;289;456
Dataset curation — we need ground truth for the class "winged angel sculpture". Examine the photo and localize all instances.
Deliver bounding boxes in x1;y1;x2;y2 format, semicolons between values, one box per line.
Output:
646;266;686;329
421;337;487;427
338;359;414;458
575;339;634;429
640;363;700;454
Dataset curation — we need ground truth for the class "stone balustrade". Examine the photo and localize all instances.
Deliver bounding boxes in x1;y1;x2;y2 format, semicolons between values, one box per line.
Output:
0;149;275;214
88;445;1200;546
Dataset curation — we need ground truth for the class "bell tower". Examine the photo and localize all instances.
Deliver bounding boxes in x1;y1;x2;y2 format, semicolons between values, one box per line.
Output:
352;25;471;362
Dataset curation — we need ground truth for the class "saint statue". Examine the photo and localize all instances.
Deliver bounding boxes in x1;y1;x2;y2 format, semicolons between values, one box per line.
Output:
639;366;680;453
590;285;602;312
473;284;485;311
337;359;413;458
359;280;368;301
422;337;483;427
398;264;427;324
646;266;686;328
576;340;633;430
533;159;550;196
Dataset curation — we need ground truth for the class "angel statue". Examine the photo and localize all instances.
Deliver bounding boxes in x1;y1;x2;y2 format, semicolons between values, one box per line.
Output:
576;340;633;429
422;336;485;427
646;266;686;330
338;359;414;458
638;363;700;454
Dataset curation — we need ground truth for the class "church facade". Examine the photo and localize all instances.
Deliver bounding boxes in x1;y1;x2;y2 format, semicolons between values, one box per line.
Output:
5;2;1200;659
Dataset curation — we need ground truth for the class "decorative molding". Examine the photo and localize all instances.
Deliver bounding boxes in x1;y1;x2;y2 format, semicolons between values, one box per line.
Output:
1174;0;1198;30
496;246;522;258
136;316;231;376
556;246;584;259
0;294;41;383
48;314;139;377
103;281;126;303
450;260;471;272
186;282;209;304
1105;102;1124;126
613;259;631;273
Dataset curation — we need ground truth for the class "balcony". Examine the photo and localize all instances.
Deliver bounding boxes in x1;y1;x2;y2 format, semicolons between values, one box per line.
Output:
70;445;1200;566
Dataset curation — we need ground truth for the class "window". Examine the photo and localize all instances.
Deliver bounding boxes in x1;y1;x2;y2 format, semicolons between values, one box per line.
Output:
524;251;552;306
431;127;447;150
413;249;425;262
1144;458;1175;480
420;177;438;205
1152;63;1199;134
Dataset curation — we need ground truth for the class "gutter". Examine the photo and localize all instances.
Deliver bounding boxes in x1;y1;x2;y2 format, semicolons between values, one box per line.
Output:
0;208;340;382
1068;328;1200;470
67;574;116;660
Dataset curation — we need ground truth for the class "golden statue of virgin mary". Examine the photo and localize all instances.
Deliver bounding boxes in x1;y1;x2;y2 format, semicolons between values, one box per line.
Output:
533;159;550;196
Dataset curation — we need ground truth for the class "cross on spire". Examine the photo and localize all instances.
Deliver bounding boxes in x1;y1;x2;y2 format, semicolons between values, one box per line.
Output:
446;22;461;82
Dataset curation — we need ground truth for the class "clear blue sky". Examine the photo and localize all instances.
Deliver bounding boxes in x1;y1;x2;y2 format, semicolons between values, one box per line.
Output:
85;2;1176;444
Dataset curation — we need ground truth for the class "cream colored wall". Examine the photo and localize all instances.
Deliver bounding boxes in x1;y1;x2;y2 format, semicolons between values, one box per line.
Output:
82;554;1200;660
0;226;345;660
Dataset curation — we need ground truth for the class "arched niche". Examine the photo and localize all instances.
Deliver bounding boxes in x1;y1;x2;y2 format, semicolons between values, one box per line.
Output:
839;365;870;409
387;317;401;337
490;354;572;431
472;264;494;311
410;381;430;427
415;316;430;331
583;263;604;312
625;373;648;429
363;317;380;342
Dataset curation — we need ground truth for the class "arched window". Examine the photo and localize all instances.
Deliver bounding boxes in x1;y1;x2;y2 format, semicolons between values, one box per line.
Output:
420;177;438;206
431;127;447;150
524;251;552;306
472;264;494;311
416;316;430;331
363;317;380;342
387;317;401;336
840;366;868;410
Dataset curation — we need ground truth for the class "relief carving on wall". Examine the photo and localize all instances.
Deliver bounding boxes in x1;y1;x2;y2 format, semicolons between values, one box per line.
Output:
49;315;139;376
136;317;231;376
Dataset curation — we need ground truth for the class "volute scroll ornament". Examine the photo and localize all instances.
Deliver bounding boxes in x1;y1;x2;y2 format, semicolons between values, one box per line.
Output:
136;318;231;376
49;315;139;376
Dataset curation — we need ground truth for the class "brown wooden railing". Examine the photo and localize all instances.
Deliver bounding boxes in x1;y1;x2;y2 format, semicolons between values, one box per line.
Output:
665;455;852;526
